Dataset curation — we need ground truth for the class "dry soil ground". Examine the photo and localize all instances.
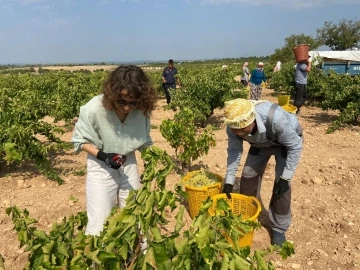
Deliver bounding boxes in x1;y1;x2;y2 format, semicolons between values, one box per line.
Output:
1;88;360;270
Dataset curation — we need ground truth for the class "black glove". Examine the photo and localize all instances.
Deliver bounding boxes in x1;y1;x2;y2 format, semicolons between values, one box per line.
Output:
96;151;126;169
222;184;233;199
273;177;290;199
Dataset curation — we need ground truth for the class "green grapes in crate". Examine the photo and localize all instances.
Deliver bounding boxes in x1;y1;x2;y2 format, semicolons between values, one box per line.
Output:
184;169;221;188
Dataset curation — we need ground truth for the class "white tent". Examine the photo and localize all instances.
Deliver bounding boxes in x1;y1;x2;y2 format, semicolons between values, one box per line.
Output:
309;51;360;62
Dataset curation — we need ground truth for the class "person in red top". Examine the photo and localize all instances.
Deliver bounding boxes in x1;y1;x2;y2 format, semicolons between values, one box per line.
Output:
162;59;179;108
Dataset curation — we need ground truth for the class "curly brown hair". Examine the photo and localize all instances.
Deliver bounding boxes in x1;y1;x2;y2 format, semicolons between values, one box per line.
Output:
102;65;157;116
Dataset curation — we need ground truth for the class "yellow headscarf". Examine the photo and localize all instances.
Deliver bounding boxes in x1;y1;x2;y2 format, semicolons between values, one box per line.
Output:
223;99;266;129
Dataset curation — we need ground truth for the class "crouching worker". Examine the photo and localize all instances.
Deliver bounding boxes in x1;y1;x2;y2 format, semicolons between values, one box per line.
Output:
221;98;303;246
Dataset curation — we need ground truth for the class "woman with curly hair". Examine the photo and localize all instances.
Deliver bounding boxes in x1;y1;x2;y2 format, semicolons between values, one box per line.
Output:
71;65;157;235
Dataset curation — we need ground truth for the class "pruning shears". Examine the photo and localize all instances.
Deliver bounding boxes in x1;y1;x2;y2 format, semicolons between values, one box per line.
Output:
112;154;127;165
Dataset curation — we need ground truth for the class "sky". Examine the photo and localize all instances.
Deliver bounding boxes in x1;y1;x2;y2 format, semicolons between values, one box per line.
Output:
0;0;359;64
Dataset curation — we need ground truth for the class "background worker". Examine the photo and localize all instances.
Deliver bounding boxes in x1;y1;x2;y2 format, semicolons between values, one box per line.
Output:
294;57;311;114
162;59;179;108
240;62;250;86
249;62;267;100
274;61;282;72
221;98;303;246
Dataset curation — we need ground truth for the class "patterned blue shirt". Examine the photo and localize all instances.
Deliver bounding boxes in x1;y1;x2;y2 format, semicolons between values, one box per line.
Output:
250;68;266;85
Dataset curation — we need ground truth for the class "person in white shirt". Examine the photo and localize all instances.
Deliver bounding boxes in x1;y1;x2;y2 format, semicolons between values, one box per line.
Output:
71;65;157;235
274;61;281;72
240;62;250;86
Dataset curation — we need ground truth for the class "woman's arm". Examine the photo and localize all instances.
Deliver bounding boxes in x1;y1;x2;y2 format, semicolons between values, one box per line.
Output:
81;143;100;157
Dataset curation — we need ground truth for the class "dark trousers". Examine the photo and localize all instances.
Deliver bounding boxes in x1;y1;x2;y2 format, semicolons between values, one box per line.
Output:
294;83;308;110
162;83;176;104
239;146;291;233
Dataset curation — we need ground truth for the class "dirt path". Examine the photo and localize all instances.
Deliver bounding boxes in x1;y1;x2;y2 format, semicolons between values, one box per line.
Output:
1;88;359;269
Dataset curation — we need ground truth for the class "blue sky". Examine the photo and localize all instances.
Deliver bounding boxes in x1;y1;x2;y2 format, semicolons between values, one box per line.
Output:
0;0;359;64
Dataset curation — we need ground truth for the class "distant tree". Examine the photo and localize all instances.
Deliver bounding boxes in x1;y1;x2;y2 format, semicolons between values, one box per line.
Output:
316;18;360;50
270;34;321;63
38;67;50;74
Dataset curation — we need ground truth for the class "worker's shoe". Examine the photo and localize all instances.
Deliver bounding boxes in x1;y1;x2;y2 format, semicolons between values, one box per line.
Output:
270;230;286;246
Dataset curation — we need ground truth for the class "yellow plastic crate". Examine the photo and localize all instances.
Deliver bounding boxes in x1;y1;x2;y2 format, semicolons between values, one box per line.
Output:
208;194;261;247
182;170;223;218
277;95;290;106
281;104;297;114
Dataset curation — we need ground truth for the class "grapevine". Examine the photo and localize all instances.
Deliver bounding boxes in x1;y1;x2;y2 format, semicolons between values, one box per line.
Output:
7;146;294;269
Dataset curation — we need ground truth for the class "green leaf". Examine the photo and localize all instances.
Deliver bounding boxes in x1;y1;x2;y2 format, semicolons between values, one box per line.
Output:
143;247;157;268
5;207;12;216
279;241;295;259
51;253;57;264
254;250;269;270
118;243;128;260
215;198;230;213
174;238;188;255
33;230;48;240
19;229;29;247
214;241;232;250
233;253;251;270
70;252;84;266
104;242;116;253
3;142;22;163
152;243;173;270
221;253;230;270
42;240;55;254
98;251;117;261
86;249;101;265
174;206;185;234
57;242;70;258
69;195;78;202
151;227;164;243
199;244;214;265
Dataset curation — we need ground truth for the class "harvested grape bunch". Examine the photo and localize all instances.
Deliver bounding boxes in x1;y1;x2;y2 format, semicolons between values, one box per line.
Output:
184;169;221;188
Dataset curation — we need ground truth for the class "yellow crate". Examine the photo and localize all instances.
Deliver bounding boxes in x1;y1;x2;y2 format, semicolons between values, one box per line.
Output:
281;104;297;114
208;194;261;247
277;94;290;106
183;170;223;218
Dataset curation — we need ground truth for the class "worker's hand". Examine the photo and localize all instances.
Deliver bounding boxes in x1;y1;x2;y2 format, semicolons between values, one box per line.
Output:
96;151;126;169
272;177;290;199
222;184;233;199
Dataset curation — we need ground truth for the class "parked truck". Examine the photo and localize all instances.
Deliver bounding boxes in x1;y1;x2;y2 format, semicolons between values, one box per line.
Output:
308;50;360;75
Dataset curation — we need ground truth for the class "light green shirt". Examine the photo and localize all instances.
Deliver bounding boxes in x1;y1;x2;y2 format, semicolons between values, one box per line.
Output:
71;95;152;155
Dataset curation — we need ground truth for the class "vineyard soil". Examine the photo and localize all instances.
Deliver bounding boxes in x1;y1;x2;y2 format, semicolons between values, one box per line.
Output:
1;88;360;270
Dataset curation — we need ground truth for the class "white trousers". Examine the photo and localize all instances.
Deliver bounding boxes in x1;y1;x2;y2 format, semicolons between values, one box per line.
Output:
85;151;140;235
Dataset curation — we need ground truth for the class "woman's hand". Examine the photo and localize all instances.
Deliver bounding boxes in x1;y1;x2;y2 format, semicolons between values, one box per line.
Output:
96;151;126;169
